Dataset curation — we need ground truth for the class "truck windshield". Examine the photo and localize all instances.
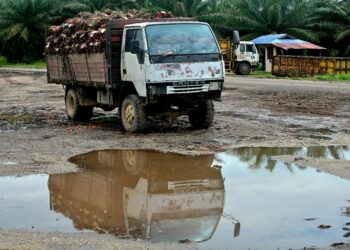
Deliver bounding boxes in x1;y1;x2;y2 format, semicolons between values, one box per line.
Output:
146;24;219;56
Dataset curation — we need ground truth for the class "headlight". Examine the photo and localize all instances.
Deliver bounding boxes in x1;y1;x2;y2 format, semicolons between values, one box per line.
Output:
209;81;221;91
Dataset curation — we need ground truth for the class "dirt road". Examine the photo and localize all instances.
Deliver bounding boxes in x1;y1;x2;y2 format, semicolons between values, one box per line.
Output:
0;70;349;177
0;69;349;249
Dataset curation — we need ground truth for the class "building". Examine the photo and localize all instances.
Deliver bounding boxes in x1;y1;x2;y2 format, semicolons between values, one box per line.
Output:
251;34;326;72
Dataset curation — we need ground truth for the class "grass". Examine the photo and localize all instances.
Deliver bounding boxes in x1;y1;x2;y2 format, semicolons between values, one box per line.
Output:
0;56;46;69
249;70;350;82
316;74;350;81
250;71;274;78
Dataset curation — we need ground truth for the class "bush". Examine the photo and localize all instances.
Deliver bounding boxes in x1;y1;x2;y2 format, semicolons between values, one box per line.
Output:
0;56;8;65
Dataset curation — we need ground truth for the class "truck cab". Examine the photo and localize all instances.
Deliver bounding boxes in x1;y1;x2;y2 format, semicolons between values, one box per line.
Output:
122;22;224;95
234;41;259;75
218;39;259;75
120;22;224;131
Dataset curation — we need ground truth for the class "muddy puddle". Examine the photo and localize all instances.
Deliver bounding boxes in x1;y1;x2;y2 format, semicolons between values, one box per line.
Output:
0;146;350;249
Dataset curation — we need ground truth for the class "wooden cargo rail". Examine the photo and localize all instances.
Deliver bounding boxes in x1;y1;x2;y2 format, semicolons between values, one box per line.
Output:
272;55;350;77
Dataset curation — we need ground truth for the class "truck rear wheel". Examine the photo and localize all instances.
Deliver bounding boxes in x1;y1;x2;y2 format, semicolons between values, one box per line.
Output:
121;94;146;132
189;100;214;129
238;62;251;75
65;88;93;122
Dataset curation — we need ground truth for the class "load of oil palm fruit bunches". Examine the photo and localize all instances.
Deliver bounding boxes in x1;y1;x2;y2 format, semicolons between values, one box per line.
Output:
45;9;174;55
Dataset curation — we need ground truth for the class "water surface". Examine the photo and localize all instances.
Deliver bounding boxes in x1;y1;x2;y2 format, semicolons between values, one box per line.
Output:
0;146;349;249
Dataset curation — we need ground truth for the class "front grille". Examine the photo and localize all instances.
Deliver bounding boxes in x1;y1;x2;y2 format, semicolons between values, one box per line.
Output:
168;179;210;191
166;84;209;94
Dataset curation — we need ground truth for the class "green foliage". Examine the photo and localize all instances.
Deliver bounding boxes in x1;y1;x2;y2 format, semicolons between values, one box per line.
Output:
250;70;274;78
0;0;350;63
0;56;8;65
0;0;55;62
152;0;219;17
313;0;350;56
0;56;45;68
316;74;350;81
249;69;350;82
216;0;319;42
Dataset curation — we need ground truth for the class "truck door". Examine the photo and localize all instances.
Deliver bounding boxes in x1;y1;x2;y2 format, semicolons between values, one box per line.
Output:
245;44;259;68
122;28;146;97
237;44;245;62
245;44;256;61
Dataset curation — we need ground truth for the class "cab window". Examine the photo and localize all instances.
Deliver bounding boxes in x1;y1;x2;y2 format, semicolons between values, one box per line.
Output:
239;44;245;52
246;44;256;53
125;29;143;52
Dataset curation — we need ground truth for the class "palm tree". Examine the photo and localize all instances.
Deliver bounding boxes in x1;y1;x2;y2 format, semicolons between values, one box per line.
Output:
59;0;116;13
51;0;151;24
141;0;226;38
56;0;152;14
219;0;319;42
315;0;350;55
231;147;301;171
0;0;55;62
49;1;89;24
149;0;221;18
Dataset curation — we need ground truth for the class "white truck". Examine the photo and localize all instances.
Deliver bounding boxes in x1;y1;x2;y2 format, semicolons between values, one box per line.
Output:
219;38;259;75
46;19;236;132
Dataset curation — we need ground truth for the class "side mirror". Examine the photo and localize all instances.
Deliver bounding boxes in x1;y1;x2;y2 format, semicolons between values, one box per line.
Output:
130;40;140;54
232;30;240;49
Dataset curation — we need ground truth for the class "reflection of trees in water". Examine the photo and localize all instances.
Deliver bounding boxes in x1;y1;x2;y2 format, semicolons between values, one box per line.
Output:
305;145;349;159
228;146;350;172
230;147;300;172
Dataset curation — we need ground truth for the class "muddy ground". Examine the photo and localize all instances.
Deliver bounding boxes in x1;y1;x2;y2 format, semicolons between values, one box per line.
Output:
0;69;350;249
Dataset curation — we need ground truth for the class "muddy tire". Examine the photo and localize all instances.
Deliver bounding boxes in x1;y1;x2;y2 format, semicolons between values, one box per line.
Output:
238;62;251;75
65;88;93;122
121;94;146;132
189;100;214;129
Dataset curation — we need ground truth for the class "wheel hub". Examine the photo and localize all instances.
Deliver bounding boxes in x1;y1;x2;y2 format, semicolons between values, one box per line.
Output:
124;103;135;125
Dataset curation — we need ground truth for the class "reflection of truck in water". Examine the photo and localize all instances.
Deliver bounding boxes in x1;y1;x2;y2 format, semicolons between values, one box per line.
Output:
48;150;225;242
218;39;259;75
46;18;232;132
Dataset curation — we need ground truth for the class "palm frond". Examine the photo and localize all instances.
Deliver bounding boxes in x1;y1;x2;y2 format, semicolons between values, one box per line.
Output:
335;28;350;42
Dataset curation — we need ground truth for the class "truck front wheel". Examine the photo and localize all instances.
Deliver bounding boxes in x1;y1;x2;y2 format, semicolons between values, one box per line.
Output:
65;88;93;122
121;94;146;132
238;62;251;75
189;100;214;129
122;150;145;175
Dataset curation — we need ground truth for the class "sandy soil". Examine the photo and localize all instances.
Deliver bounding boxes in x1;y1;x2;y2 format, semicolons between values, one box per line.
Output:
0;69;349;249
0;229;196;250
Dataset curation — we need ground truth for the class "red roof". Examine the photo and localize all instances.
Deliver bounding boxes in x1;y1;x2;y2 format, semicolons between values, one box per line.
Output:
273;43;326;50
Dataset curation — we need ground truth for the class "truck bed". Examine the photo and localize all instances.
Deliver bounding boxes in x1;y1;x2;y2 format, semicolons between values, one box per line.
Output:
46;53;107;86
